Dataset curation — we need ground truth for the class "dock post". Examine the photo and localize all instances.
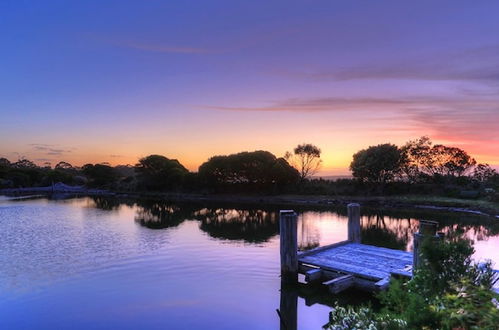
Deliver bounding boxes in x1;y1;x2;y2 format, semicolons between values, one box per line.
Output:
280;210;298;283
347;203;361;243
413;220;439;273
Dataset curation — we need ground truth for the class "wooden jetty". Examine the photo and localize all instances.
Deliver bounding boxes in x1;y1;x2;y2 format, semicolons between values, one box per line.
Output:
279;204;440;294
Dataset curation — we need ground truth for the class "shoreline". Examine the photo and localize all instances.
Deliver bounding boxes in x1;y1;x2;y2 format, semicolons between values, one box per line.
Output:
2;186;498;218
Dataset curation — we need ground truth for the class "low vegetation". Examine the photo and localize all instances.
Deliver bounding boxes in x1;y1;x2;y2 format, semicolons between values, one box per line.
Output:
324;238;499;329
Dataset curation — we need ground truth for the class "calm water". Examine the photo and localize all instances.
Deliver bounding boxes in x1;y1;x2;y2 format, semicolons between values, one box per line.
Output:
0;196;498;329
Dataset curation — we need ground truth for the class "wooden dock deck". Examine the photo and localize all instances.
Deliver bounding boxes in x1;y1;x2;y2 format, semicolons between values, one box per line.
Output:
297;241;413;292
279;205;498;294
299;241;413;281
279;204;432;294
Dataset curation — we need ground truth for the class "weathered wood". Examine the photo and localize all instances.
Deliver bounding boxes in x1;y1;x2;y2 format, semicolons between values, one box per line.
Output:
374;277;391;291
323;274;354;294
419;220;438;236
347;203;361;243
299;242;413;281
298;240;350;258
305;268;322;283
391;267;413;279
280;210;298;283
413;220;439;273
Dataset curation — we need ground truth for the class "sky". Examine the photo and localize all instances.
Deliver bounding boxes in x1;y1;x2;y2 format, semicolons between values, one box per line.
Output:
1;0;499;175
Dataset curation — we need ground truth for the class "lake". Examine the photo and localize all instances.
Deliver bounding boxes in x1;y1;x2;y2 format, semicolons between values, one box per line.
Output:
1;195;498;329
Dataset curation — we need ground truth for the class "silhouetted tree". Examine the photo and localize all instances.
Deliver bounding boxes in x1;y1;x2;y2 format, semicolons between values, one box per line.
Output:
82;163;118;187
12;158;37;169
350;144;404;184
401;137;476;182
472;164;498;185
55;161;74;171
285;143;322;180
0;158;11;167
135;155;188;191
199;150;299;192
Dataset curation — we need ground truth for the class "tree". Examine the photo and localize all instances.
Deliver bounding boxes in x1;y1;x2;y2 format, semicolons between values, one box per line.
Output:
135;155;189;191
472;163;497;183
285;143;322;180
55;161;74;171
82;163;118;187
199;150;299;191
350;144;404;184
0;158;11;168
12;158;37;169
401;136;476;181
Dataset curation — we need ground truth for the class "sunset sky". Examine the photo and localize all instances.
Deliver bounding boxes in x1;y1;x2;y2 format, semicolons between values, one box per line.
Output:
1;1;499;175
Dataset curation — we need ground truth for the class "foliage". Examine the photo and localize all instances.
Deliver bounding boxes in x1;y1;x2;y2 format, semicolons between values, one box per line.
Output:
135;155;188;191
402;136;476;182
379;238;499;329
472;163;498;184
285;143;322;180
326;238;499;330
350;144;404;184
198;150;299;192
323;304;406;330
82;163;118;187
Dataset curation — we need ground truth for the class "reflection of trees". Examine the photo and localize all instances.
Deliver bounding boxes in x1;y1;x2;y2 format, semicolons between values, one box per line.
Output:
361;214;417;250
91;196;125;210
359;207;498;249
298;216;320;251
89;197;499;247
134;200;198;229
193;208;279;243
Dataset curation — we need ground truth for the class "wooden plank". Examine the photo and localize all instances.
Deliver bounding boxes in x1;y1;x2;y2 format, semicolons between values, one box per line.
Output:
305;269;322;283
307;248;412;268
299;263;344;279
390;268;413;279
323;275;354;294
375;277;391;291
342;243;413;260
298;240;350;258
301;258;385;281
301;252;411;280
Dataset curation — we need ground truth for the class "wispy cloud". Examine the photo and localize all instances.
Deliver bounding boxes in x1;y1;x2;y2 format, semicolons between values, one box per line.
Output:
30;144;72;156
204;96;499;113
204;95;499;158
274;45;499;83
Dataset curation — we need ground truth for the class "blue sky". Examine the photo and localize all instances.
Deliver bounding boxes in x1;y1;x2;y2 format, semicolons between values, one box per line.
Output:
1;1;498;173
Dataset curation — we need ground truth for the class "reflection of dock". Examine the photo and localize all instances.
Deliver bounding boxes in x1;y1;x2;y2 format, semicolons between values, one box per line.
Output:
279;204;439;294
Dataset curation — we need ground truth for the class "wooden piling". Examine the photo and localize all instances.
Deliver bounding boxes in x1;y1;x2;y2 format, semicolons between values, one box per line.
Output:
413;220;439;273
280;210;298;283
347;203;361;243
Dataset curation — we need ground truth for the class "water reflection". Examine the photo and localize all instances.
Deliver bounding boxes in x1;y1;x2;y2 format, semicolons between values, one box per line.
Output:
361;215;416;250
194;208;278;243
1;196;498;329
86;197;499;264
134;200;194;229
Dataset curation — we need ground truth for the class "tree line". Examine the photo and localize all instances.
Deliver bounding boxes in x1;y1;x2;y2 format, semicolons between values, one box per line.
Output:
0;137;497;198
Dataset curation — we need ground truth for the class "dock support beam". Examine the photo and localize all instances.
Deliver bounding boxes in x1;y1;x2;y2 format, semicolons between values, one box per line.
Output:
413;220;440;273
280;210;298;283
347;203;361;243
